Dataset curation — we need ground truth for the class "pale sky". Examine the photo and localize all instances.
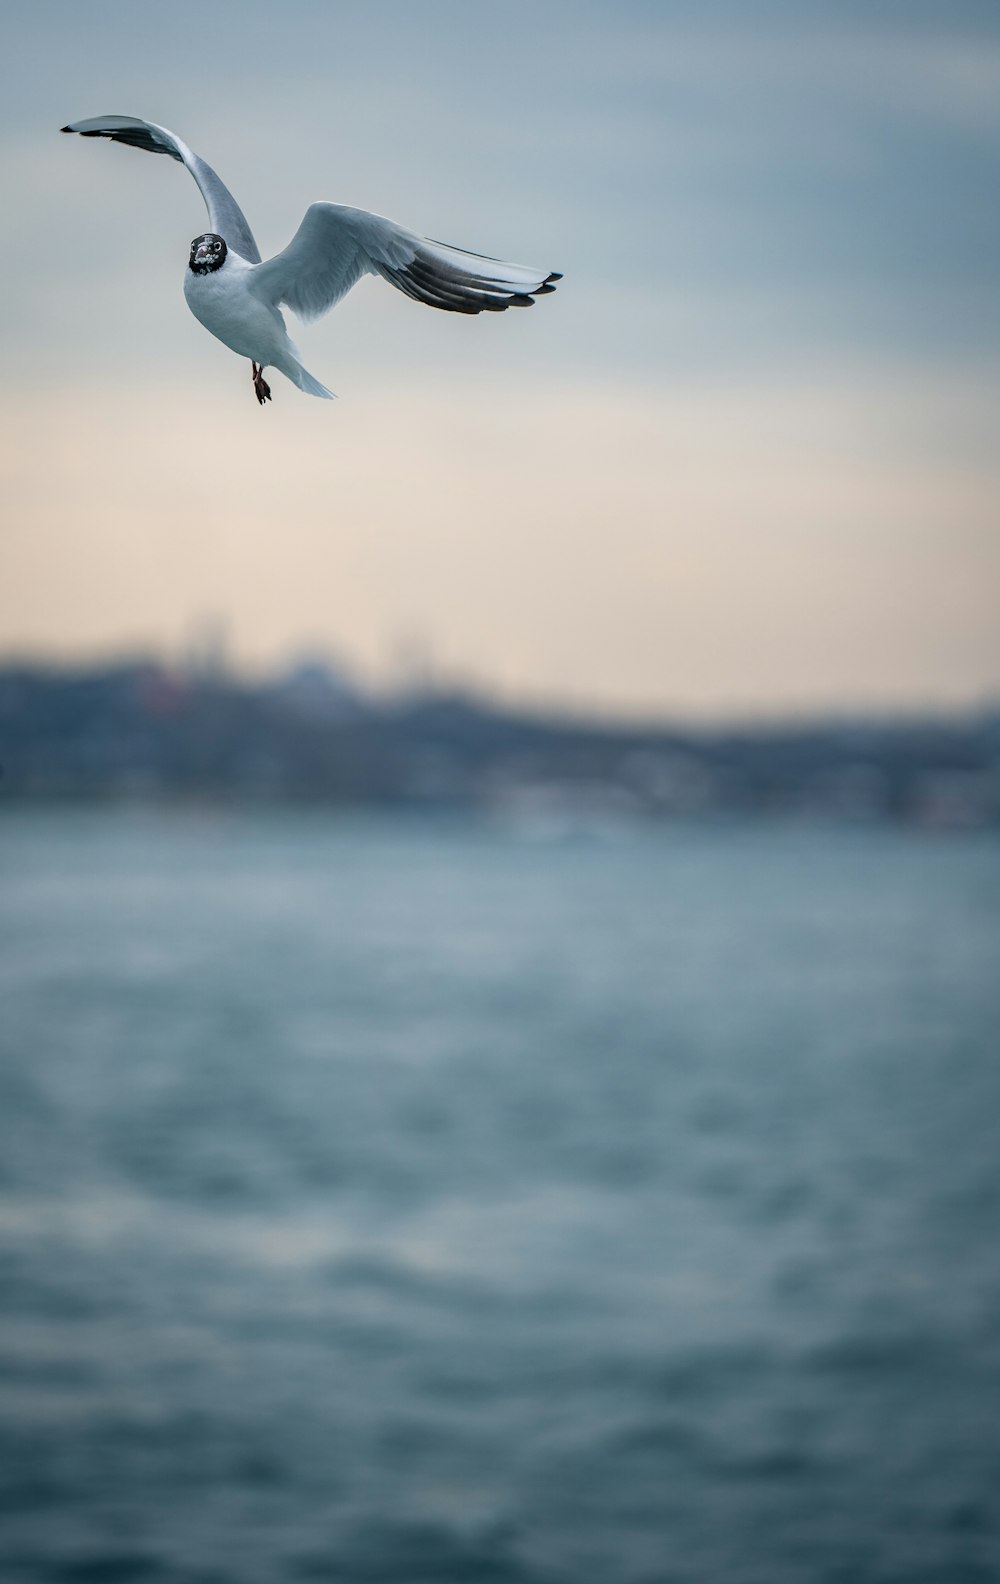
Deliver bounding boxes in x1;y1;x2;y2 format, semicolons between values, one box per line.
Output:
2;0;999;718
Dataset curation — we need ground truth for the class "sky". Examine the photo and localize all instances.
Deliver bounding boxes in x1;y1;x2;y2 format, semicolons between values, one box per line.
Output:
1;0;999;719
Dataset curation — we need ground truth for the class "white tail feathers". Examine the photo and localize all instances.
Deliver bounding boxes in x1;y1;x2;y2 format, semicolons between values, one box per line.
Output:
289;362;335;399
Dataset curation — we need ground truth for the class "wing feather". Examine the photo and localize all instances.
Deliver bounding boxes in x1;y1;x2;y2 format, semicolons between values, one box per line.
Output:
250;203;560;321
62;125;562;320
61;115;261;264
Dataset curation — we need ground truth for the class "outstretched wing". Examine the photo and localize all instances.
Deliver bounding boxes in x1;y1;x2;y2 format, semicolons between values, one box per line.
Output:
61;115;261;264
249;203;560;321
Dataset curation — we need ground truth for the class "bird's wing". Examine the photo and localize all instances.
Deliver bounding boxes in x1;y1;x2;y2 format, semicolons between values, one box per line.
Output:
61;115;262;264
249;203;560;321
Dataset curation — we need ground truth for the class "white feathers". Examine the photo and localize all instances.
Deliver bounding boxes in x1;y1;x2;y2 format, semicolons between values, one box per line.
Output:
62;113;561;400
249;203;561;322
61;115;262;265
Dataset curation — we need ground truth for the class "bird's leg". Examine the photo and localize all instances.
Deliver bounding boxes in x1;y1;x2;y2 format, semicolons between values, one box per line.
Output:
251;361;272;405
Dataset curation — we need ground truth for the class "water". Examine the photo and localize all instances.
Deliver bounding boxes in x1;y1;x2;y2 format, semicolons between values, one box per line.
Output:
1;810;999;1583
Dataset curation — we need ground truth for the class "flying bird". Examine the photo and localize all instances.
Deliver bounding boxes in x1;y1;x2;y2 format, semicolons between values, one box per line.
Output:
61;114;561;405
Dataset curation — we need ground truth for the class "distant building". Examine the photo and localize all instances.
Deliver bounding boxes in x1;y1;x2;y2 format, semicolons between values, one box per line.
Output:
269;656;362;722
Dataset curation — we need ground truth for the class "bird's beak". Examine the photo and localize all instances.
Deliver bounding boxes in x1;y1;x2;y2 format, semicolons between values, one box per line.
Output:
193;242;213;263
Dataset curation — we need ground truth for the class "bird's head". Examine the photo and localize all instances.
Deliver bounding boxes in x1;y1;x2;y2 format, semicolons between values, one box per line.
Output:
188;233;227;274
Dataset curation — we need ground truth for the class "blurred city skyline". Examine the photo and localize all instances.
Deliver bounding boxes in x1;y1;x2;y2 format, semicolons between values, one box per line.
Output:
2;0;999;719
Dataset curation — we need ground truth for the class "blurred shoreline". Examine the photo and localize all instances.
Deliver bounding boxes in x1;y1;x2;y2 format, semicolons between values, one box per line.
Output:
2;657;998;829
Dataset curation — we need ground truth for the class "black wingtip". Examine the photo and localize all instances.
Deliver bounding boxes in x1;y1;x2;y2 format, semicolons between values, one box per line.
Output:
60;125;73;133
545;272;563;283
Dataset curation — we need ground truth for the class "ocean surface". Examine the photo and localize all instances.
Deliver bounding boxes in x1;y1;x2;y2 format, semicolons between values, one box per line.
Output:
1;809;999;1584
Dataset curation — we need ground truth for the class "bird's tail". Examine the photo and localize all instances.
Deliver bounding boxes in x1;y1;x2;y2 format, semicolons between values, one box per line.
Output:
290;364;335;402
274;347;335;399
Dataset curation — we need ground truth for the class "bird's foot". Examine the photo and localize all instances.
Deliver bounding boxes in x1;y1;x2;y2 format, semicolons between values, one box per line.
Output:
251;362;272;405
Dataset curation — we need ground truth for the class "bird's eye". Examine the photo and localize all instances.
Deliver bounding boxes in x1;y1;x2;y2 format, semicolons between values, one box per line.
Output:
213;242;221;252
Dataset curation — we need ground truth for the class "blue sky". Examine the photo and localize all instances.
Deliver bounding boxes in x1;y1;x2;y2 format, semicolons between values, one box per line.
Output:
2;1;999;716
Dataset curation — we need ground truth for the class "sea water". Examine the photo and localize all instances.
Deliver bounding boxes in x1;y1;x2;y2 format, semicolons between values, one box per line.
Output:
1;810;998;1583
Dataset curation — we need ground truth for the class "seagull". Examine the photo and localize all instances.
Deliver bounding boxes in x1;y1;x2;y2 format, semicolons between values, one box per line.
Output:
61;114;561;405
